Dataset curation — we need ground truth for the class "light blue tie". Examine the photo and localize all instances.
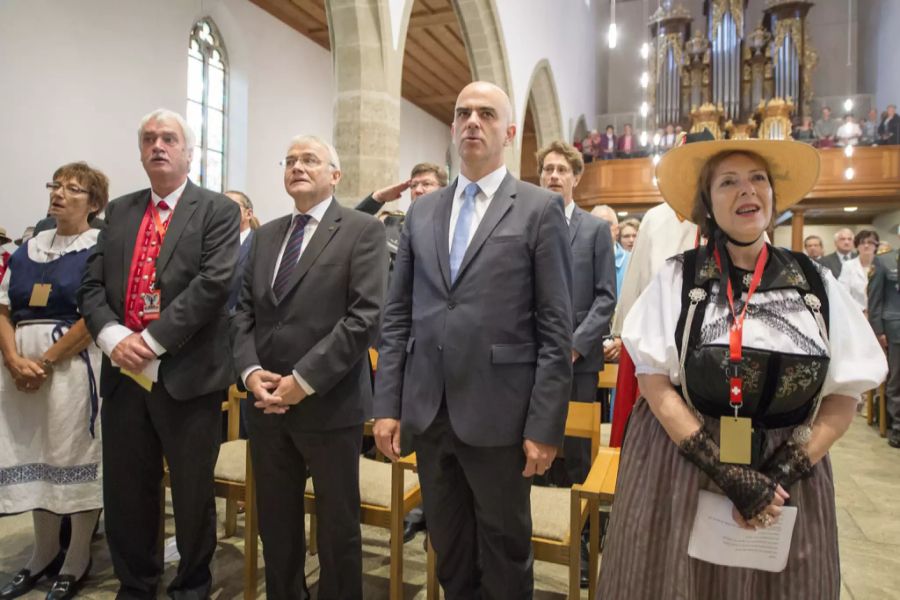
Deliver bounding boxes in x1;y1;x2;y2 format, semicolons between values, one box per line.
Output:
449;182;480;283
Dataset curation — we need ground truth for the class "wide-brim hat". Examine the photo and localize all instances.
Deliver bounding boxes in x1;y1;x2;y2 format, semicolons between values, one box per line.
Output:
656;139;820;222
0;227;10;244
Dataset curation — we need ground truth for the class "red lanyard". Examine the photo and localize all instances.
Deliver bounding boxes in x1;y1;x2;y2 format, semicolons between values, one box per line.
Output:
151;203;171;240
712;244;769;411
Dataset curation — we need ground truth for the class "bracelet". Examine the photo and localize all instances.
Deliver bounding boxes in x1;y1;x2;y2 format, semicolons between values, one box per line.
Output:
39;357;55;375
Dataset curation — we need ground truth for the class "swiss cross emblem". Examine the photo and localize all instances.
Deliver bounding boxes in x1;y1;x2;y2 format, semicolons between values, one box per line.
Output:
731;386;741;396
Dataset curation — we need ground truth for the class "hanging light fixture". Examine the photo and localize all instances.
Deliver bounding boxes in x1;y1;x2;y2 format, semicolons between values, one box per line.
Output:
652;153;661;166
608;0;618;48
844;144;854;157
639;130;649;146
640;42;650;59
843;98;854;113
640;101;649;117
844;167;855;180
640;72;649;88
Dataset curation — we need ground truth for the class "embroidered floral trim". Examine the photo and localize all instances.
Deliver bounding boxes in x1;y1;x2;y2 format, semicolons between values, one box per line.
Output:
775;361;824;399
717;354;764;393
0;463;99;486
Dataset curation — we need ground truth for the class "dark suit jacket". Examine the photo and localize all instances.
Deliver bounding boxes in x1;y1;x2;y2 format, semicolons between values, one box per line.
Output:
820;251;856;278
569;207;616;374
598;134;616;157
373;173;574;448
879;114;900;145
78;180;240;400
230;200;387;431
870;250;900;343
355;194;381;215
227;230;254;312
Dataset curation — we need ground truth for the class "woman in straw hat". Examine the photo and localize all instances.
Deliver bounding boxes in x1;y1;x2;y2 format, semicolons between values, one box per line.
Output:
598;140;887;598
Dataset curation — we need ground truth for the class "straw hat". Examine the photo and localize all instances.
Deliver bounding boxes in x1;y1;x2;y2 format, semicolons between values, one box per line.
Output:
0;227;10;244
655;139;820;222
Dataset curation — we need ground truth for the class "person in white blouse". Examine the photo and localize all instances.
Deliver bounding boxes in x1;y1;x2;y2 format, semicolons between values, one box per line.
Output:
0;163;108;600
838;229;880;315
598;139;888;600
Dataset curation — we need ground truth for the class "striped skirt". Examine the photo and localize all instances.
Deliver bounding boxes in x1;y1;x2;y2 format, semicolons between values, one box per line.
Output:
597;399;839;600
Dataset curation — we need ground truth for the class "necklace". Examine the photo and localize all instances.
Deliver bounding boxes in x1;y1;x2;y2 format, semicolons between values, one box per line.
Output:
47;229;88;256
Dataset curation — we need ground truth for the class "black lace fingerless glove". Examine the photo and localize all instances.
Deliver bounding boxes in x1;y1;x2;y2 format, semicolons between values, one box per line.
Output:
759;438;813;491
678;428;777;521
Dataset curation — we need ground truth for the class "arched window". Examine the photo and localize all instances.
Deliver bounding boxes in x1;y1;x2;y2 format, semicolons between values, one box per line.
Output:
187;19;228;192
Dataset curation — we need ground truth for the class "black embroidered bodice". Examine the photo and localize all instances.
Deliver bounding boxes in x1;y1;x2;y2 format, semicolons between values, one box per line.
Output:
675;245;830;428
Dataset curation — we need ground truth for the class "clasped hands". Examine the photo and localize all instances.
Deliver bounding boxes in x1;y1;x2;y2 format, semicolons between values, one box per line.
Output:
373;418;557;477
4;354;48;393
247;369;306;414
111;332;157;373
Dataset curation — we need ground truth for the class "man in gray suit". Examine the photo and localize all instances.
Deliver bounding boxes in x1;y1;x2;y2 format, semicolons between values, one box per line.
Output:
78;109;240;599
536;141;616;484
231;136;386;599
870;248;900;447
373;81;573;599
537;141;616;588
820;227;856;277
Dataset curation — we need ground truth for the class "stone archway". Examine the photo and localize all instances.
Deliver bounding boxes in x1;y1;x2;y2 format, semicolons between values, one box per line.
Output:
573;114;589;143
523;59;564;150
450;0;518;171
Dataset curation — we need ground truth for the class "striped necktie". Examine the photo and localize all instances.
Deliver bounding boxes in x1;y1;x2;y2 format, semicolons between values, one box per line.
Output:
273;213;312;300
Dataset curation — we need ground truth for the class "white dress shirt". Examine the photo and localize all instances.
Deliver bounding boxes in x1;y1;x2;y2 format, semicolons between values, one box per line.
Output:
96;178;188;360
564;200;576;225
242;196;334;395
448;166;508;251
239;228;251;246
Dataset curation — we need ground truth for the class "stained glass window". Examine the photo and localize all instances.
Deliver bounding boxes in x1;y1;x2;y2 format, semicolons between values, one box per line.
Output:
187;19;228;192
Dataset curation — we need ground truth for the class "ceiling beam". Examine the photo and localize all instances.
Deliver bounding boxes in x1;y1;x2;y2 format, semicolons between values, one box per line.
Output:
409;9;458;29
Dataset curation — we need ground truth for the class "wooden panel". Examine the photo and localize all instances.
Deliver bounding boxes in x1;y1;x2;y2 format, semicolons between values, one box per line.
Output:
575;146;900;213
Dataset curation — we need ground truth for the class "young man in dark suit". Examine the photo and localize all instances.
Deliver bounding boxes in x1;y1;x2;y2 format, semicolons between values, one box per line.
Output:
78;109;240;599
537;140;617;586
373;81;573;599
231;135;386;599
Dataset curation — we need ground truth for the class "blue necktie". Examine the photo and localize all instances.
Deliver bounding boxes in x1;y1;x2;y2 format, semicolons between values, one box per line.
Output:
273;213;312;300
450;182;480;283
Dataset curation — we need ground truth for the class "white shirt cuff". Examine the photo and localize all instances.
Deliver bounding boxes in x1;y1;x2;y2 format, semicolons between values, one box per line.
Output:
293;370;315;395
241;365;262;387
141;329;166;357
97;323;133;357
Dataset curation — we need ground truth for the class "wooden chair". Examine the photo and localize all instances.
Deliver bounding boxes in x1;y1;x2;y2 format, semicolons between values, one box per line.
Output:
425;401;621;600
864;382;888;437
163;385;260;599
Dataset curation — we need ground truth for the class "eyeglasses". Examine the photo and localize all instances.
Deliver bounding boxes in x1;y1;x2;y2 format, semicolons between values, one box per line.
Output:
46;182;88;195
280;155;331;170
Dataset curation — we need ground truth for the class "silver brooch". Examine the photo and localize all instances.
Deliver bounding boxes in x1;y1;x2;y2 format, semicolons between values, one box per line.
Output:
688;288;708;303
803;294;822;311
742;273;753;288
792;425;812;444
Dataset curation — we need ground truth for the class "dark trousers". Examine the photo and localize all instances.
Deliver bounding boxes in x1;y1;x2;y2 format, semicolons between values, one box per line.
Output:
887;343;900;432
414;406;533;600
102;376;222;600
545;372;598;487
246;412;363;600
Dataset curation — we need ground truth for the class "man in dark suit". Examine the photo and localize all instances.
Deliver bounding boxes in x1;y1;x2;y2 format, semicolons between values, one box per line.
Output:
225;190;256;312
537;140;616;586
820;227;856;277
537;141;616;480
870;248;900;447
78;109;239;599
879;104;900;145
231;135;386;599
373;81;573;599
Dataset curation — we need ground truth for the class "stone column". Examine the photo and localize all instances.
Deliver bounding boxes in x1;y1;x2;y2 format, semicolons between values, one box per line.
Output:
327;0;403;204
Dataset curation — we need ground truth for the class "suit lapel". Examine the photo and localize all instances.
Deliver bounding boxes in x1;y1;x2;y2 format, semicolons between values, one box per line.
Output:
433;182;456;291
276;199;342;304
569;206;581;245
121;192;151;299
262;215;294;305
453;173;516;287
157;181;200;274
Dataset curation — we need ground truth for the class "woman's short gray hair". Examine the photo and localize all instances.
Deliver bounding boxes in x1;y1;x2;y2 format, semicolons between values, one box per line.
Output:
138;109;197;150
287;135;341;171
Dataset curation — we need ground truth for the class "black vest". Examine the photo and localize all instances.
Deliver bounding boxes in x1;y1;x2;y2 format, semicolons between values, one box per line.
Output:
674;245;830;428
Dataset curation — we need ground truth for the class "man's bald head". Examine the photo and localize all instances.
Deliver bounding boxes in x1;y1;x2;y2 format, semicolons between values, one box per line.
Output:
452;81;516;180
591;205;619;240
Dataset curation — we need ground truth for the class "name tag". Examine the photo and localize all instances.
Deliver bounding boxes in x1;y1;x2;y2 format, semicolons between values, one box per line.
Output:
719;416;752;465
29;283;52;307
